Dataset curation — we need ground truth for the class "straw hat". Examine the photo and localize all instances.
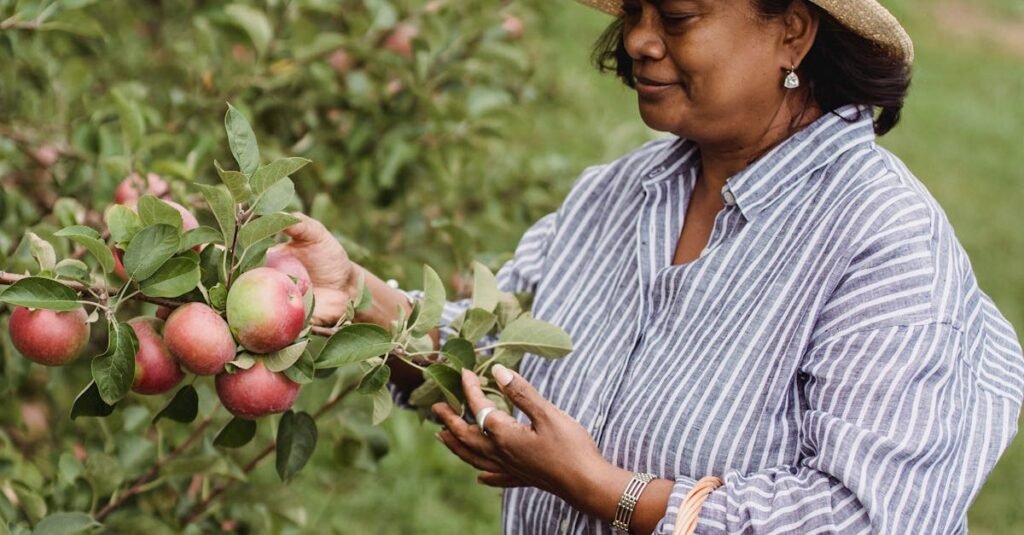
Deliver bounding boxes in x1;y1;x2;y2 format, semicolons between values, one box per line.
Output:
574;0;914;65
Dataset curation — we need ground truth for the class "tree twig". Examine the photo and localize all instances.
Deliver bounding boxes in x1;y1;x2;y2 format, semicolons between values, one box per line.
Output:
179;382;360;525
95;416;215;521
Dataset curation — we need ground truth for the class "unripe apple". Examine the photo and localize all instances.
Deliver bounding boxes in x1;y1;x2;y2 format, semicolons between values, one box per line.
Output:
114;173;170;205
383;23;419;58
226;268;305;354
127;317;185;395
164;303;236;376
9;306;90;366
265;250;311;296
215;359;300;419
162;200;200;233
113;247;128;279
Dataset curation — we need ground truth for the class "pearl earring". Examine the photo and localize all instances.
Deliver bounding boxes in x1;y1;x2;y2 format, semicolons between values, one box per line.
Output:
783;65;800;89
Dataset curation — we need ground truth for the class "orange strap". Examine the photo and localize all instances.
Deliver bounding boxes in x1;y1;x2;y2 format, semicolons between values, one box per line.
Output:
672;476;724;535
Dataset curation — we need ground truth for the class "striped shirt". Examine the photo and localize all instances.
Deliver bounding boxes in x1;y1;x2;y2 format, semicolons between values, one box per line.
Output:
422;105;1024;533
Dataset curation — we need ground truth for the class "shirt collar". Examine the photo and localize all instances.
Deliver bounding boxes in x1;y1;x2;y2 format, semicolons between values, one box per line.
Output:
722;104;877;223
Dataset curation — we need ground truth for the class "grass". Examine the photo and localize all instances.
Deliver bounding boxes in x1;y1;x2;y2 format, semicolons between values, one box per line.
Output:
291;2;1023;532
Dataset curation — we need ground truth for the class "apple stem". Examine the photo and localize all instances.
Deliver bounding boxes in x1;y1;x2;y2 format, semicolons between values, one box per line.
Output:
180;380;360;525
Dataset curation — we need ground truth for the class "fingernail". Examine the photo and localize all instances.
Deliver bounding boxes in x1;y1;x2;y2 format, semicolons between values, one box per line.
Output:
492;364;514;386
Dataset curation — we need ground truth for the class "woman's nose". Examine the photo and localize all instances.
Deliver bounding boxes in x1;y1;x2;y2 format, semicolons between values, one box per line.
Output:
623;9;666;62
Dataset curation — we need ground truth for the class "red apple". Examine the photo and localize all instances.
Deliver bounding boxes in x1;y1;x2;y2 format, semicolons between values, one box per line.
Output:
114;173;170;205
164;303;236;376
265;249;311;295
9;306;90;366
328;48;353;75
127;317;185;395
215;359;300;419
226;268;306;354
502;15;524;41
383;23;419;58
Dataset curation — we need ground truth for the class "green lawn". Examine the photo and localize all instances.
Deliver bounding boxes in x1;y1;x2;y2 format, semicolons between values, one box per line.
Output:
291;2;1024;532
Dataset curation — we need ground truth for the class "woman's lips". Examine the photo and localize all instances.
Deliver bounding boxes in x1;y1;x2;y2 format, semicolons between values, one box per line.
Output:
635;76;677;97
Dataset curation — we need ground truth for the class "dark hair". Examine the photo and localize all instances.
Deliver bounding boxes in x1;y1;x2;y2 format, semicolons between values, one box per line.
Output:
591;0;911;135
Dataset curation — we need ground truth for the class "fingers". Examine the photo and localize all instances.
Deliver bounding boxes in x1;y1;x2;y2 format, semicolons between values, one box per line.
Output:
431;402;494;454
282;212;328;244
436;430;502;472
477;471;528;488
491;364;550;426
461;369;516;435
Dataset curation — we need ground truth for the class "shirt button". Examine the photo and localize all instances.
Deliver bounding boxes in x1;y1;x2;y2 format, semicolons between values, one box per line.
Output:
699;247;711;258
559;518;570;533
721;188;737;206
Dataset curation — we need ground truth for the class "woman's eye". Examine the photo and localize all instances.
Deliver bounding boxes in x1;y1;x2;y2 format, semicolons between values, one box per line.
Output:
661;13;696;24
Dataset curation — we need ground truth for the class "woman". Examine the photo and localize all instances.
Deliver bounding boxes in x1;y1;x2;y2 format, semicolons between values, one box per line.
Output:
280;0;1024;532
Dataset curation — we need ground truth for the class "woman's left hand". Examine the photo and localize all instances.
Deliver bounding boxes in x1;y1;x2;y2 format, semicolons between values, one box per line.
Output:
431;364;611;508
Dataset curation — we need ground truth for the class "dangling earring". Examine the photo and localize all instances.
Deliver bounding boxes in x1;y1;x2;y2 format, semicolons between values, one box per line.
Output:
783;65;800;89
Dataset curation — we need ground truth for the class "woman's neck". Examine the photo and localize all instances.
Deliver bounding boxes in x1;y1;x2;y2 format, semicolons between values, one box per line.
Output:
695;97;823;194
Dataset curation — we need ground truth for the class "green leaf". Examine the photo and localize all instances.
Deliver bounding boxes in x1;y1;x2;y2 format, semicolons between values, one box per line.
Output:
355;275;373;312
0;277;80;311
495;291;524;329
55;226;115;273
491;347;524;369
91;321;138;405
123;224;180;280
214;160;252;203
209;283;228;312
372;387;393;425
264;340;309;372
11;481;46;524
105;204;143;244
460;308;496;343
496;315;573;359
152;385;199;424
471;261;499;313
357;364;391;394
238;212;300;250
410;265;445;338
32;512;100;535
408;380;444;408
423;364;465;415
225;103;260;176
137;195;183;230
251;157;311;195
276;411;318;481
139;257;200;298
224;4;274;57
316;324;394;369
70;382;115;419
27;232;57;272
252;177;295;215
441;338;476;370
179;226;223;252
55;259;90;283
214;417;258;448
112;89;145;152
196;184;236;248
283;350;316;385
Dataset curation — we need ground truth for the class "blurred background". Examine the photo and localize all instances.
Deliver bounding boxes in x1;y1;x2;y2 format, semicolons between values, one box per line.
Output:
0;0;1021;533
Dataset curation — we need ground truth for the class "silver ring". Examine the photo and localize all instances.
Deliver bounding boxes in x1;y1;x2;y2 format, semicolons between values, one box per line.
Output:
476;407;497;436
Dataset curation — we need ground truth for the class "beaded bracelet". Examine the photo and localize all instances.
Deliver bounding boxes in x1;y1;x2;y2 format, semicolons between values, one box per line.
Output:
612;472;656;533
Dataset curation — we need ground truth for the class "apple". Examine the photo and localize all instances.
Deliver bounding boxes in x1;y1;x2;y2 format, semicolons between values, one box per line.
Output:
215;359;300;419
502;15;524;41
164;303;236;375
328;48;353;75
114;173;170;205
265;249;311;295
226;268;305;354
383;23;419;58
8;306;90;366
127;317;185;395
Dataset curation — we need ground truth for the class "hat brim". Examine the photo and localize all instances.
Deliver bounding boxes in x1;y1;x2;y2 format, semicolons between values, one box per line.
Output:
573;0;914;65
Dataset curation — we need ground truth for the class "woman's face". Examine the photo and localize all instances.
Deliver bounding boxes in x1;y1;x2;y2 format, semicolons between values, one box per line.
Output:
622;0;794;146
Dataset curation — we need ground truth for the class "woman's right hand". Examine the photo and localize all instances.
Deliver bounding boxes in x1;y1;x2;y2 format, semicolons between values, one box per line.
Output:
272;213;360;326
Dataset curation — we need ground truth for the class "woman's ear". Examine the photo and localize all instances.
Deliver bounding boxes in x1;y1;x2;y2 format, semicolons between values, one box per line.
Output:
780;0;820;67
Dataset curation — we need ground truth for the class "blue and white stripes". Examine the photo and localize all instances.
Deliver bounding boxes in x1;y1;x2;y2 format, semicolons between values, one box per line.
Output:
428;105;1024;533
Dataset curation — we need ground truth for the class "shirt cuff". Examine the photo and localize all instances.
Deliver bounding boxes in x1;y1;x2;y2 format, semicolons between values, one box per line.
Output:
654;475;728;534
